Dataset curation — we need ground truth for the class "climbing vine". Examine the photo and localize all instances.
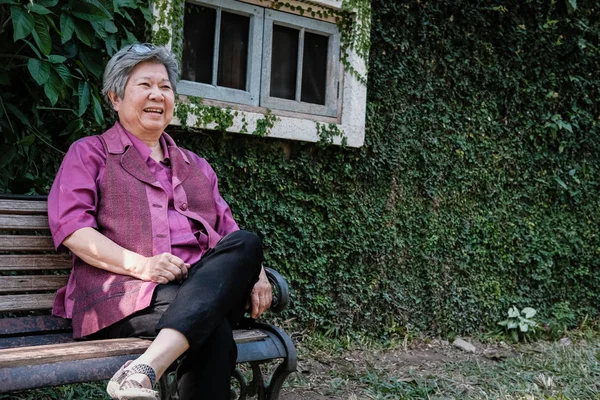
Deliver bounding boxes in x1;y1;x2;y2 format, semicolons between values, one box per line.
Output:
4;0;599;340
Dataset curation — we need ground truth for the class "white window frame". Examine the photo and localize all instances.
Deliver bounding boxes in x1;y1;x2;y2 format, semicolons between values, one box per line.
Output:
176;0;263;106
260;10;340;117
153;0;368;147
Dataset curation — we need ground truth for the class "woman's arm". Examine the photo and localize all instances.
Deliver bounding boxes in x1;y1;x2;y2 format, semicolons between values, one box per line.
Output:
63;227;189;284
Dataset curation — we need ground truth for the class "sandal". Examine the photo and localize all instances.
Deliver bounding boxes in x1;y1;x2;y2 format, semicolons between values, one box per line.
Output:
107;361;159;400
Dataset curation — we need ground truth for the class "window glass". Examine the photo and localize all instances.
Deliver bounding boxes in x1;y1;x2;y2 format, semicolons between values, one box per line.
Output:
218;11;249;90
181;4;216;84
301;32;328;105
270;24;298;100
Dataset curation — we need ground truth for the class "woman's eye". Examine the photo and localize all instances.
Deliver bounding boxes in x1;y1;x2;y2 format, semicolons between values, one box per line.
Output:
139;82;150;87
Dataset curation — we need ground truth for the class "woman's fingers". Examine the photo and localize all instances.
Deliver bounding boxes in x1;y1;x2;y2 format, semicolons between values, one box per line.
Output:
250;273;272;319
146;253;188;283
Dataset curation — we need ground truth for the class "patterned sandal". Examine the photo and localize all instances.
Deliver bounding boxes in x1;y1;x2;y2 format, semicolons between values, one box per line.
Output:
107;361;158;400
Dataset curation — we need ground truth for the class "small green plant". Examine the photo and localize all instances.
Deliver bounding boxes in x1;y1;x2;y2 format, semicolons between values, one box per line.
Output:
550;301;577;336
498;306;538;342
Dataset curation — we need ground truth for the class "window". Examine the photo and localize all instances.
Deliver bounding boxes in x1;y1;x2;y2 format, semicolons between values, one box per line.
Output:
156;0;369;147
178;0;339;117
261;10;340;117
178;0;263;106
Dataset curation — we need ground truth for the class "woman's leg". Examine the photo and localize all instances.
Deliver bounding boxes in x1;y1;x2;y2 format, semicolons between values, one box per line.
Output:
176;319;237;400
105;230;262;397
155;230;263;352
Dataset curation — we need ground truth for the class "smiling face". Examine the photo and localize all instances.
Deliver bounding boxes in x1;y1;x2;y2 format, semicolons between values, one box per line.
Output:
108;61;174;142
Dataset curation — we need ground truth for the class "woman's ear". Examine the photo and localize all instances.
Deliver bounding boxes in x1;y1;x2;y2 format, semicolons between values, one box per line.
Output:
107;91;121;111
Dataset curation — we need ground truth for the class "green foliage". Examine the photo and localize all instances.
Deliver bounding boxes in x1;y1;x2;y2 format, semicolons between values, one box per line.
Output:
1;0;600;340
0;0;151;193
498;306;538;342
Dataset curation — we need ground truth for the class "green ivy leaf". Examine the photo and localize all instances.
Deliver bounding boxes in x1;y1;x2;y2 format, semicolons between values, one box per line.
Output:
26;3;52;15
5;103;31;127
72;0;112;22
43;71;62;105
31;15;52;55
60;14;76;44
566;0;577;12
91;93;104;125
104;20;118;33
73;20;94;46
19;135;36;146
105;35;118;55
79;52;104;79
27;58;51;85
122;27;137;45
90;20;108;39
0;0;19;5
59;118;84;136
114;0;137;8
78;81;90;116
22;39;42;59
37;0;59;6
10;6;35;41
52;64;74;87
47;55;67;64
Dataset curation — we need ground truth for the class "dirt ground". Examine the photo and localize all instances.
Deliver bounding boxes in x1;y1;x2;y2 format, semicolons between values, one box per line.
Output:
279;338;519;399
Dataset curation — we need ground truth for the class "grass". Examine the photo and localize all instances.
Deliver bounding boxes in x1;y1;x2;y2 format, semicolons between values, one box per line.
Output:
3;333;600;399
282;333;600;399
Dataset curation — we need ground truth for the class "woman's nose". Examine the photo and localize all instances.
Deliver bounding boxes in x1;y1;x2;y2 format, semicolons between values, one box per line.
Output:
148;86;163;101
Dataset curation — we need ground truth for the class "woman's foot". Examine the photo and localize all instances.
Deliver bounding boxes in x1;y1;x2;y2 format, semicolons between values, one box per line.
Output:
107;360;158;400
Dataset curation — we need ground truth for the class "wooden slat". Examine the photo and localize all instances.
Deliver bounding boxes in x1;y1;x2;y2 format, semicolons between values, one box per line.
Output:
0;338;152;368
0;330;267;368
234;329;268;343
0;214;49;231
0;235;55;251
0;315;72;336
0;199;47;215
0;254;71;271
0;275;68;294
0;332;74;350
0;293;55;312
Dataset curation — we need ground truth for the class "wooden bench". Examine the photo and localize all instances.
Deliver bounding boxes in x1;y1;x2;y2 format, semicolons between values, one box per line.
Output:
0;194;297;399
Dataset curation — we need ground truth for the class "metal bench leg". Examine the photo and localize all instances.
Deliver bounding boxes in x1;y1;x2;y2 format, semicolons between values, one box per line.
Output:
252;323;298;400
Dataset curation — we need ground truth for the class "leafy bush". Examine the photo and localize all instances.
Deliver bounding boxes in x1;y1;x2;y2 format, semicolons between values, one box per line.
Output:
0;0;151;193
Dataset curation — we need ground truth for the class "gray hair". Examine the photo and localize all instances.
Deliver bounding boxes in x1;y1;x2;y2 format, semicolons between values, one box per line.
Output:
102;44;179;104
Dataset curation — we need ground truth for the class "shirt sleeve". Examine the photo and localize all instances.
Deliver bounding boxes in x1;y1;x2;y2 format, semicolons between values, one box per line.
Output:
189;153;239;237
48;137;106;251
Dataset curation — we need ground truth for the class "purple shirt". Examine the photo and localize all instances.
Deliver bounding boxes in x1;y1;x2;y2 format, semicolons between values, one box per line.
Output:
48;124;239;326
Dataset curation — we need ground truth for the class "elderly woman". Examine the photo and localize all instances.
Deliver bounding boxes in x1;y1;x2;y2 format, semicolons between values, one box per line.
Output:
48;43;271;400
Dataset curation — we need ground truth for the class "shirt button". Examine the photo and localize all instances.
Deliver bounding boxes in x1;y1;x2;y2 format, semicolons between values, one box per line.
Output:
181;203;188;211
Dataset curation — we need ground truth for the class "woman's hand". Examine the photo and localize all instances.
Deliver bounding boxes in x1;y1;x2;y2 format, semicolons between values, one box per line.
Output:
138;253;190;284
249;266;272;319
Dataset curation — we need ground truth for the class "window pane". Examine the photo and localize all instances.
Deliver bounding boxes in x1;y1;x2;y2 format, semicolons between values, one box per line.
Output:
301;32;328;105
217;12;249;90
181;4;216;84
270;25;298;100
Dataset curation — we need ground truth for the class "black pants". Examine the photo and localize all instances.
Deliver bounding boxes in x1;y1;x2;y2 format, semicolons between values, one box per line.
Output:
95;230;263;400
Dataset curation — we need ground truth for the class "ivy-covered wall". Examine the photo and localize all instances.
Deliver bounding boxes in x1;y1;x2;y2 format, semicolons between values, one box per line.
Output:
1;0;599;337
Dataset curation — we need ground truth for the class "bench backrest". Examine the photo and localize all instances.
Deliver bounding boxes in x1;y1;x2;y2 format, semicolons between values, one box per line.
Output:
0;195;73;338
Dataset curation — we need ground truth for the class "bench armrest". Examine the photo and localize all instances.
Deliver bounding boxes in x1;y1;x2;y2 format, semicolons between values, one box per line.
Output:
264;267;290;313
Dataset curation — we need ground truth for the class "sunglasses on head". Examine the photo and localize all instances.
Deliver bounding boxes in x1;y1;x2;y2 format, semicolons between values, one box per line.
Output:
114;43;157;62
129;43;157;55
